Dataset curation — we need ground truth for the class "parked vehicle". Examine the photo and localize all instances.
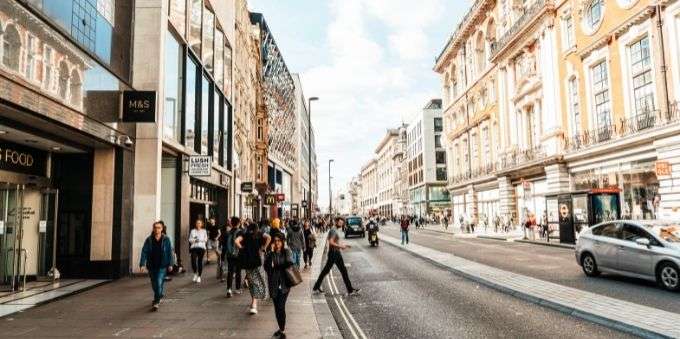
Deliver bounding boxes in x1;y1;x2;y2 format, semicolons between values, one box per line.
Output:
575;220;680;291
344;216;365;238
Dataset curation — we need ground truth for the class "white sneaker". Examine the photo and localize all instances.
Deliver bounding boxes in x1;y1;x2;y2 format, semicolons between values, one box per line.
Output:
192;274;198;282
197;276;202;283
249;307;258;315
227;289;233;298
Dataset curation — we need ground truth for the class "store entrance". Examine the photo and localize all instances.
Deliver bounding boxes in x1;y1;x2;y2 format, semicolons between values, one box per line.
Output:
0;184;58;291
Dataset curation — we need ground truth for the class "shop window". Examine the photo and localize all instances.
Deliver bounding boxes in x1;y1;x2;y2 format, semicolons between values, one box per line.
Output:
202;8;214;73
223;101;232;169
629;36;654;116
169;0;187;36
185;57;198;151
2;24;21;71
189;0;202;55
58;61;69;99
69;69;82;107
164;31;183;142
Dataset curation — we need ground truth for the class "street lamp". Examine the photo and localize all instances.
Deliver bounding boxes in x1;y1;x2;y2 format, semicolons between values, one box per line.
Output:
328;159;334;216
307;97;318;220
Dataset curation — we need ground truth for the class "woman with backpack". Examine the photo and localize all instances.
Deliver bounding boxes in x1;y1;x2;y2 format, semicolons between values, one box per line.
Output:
189;219;208;283
235;221;271;314
303;219;316;270
224;216;243;297
264;232;294;338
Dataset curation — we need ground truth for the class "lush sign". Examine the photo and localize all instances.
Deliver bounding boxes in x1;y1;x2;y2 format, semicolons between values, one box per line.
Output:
0;141;47;176
188;155;211;177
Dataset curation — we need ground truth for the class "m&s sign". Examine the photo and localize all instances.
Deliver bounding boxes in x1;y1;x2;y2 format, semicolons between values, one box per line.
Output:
122;91;156;122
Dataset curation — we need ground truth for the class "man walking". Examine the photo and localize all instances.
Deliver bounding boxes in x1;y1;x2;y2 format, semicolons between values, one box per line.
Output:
312;217;360;296
140;221;174;311
286;219;305;269
400;215;410;245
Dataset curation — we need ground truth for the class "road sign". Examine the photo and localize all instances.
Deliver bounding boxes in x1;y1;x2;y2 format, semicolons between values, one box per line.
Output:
264;194;276;206
241;182;254;192
188;155;211;176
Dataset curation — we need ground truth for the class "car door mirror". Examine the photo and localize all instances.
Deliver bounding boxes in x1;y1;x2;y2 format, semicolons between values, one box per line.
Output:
635;238;651;247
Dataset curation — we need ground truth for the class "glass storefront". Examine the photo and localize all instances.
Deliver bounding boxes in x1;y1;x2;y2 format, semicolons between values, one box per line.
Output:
515;180;547;224
573;160;659;220
477;189;500;224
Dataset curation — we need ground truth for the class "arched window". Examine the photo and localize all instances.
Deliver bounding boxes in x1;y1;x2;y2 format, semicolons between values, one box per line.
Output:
58;61;69;99
476;31;486;73
69;69;82;107
451;64;458;99
487;18;497;53
2;24;21;71
586;0;604;30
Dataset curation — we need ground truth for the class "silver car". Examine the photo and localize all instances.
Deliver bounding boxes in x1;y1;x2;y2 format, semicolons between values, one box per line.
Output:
575;220;680;291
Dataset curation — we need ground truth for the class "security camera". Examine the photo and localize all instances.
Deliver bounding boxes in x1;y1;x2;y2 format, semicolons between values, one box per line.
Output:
120;135;134;147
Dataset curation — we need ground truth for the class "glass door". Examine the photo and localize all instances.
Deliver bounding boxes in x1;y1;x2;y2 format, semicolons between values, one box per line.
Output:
37;189;59;280
0;184;24;291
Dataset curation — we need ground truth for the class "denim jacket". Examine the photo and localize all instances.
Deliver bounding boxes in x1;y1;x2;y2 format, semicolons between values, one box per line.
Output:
139;235;174;270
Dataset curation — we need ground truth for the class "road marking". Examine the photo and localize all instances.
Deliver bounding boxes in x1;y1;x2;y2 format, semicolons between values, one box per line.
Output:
329;264;368;339
326;271;358;339
113;328;130;337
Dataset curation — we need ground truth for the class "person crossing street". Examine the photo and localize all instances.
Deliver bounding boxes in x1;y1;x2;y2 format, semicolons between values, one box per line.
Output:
312;217;360;296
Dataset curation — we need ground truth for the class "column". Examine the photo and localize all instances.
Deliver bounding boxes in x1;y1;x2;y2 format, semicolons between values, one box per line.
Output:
131;0;168;273
545;163;570;195
498;176;516;220
655;135;680;219
90;148;115;261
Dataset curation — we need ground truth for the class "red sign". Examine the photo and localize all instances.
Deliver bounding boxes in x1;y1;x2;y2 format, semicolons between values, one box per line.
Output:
656;161;672;176
275;193;285;202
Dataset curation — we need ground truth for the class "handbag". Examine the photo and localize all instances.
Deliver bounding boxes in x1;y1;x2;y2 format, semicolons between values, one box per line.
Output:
285;266;303;287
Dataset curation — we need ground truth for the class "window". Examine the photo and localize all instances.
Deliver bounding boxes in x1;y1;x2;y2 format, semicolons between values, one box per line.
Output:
434;117;443;132
212;89;221;163
568;77;581;134
224;101;232;169
621;224;659;245
586;0;604;30
202;8;214;72
43;47;53;91
214;30;224;88
436;167;447;181
189;0;202;55
25;35;36;80
69;69;82;107
592;222;620;238
563;15;575;50
436;151;446;165
185;57;198;150
58;61;69;99
471;133;478;167
224;42;232;98
169;0;187;36
591;61;611;130
71;0;96;51
435;135;442;148
97;0;115;25
629;37;654;115
201;75;211;155
482;127;490;167
164;31;183;142
3;25;21;71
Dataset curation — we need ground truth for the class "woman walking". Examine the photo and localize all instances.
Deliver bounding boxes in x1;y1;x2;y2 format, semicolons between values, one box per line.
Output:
139;221;174;311
303;220;316;269
235;221;271;314
189;219;208;283
264;232;294;338
286;219;305;268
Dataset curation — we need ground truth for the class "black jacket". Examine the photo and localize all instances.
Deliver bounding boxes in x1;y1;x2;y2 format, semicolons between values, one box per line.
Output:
264;248;293;296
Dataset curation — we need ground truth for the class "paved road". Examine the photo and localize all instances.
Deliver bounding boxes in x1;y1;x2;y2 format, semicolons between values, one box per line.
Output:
323;234;633;339
381;224;680;314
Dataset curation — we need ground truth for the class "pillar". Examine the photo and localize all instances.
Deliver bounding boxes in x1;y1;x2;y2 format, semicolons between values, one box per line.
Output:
545;163;570;195
655;135;680;219
498;176;516;221
91;148;115;261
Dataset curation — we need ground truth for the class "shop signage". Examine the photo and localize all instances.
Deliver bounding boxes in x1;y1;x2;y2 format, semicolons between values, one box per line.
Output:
655;161;672;176
275;193;285;202
241;182;254;193
188;155;212;177
122;91;156;122
264;194;277;206
301;200;308;208
0;141;48;176
39;220;47;233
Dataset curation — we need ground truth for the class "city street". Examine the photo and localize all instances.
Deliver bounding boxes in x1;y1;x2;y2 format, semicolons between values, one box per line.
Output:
323;231;634;339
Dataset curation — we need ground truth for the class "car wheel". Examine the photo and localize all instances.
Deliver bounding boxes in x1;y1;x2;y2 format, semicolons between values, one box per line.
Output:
657;262;680;292
581;253;600;277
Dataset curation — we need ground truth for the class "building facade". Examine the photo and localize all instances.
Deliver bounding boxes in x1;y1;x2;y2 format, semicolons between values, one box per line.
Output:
375;129;399;218
406;99;449;217
292;73;317;219
359;159;377;216
436;0;680;241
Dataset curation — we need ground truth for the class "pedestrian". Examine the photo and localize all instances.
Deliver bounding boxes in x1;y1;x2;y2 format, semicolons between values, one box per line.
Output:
264;232;294;338
312;217;360;296
271;218;286;237
224;216;243;297
286;219;305;269
189;219;208;283
139;221;174;311
400;215;410;245
206;217;221;265
303;220;317;270
443;216;449;231
235;221;271;314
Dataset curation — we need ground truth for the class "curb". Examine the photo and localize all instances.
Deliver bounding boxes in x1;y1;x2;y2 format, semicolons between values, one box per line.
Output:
477;235;514;242
381;237;672;339
514;239;575;249
310;233;342;338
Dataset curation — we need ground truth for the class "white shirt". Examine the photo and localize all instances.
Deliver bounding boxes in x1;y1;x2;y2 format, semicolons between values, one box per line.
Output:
189;228;208;249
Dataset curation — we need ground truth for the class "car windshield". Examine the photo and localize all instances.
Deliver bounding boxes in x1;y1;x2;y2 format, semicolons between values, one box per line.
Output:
651;224;680;243
346;218;362;226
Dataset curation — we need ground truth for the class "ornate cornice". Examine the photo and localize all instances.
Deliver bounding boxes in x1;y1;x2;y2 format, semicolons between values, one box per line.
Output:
578;6;654;60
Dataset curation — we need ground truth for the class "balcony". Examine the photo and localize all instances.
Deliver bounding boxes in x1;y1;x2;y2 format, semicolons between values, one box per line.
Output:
564;104;680;152
496;145;546;170
490;0;552;60
449;162;497;186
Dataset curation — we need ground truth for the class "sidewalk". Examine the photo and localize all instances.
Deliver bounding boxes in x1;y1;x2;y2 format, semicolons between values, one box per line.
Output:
0;243;339;338
0;279;109;318
381;233;680;338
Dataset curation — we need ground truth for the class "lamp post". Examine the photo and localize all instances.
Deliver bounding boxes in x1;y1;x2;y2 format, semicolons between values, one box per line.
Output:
328;159;334;216
307;97;318;220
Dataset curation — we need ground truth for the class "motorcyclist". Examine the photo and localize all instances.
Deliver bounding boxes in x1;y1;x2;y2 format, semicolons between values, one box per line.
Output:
366;217;379;245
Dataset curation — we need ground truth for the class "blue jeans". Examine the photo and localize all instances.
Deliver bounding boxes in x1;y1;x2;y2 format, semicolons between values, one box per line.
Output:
149;268;167;304
401;230;409;244
291;249;302;268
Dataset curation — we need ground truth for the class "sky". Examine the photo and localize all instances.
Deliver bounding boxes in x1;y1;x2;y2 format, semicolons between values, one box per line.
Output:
248;0;470;211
